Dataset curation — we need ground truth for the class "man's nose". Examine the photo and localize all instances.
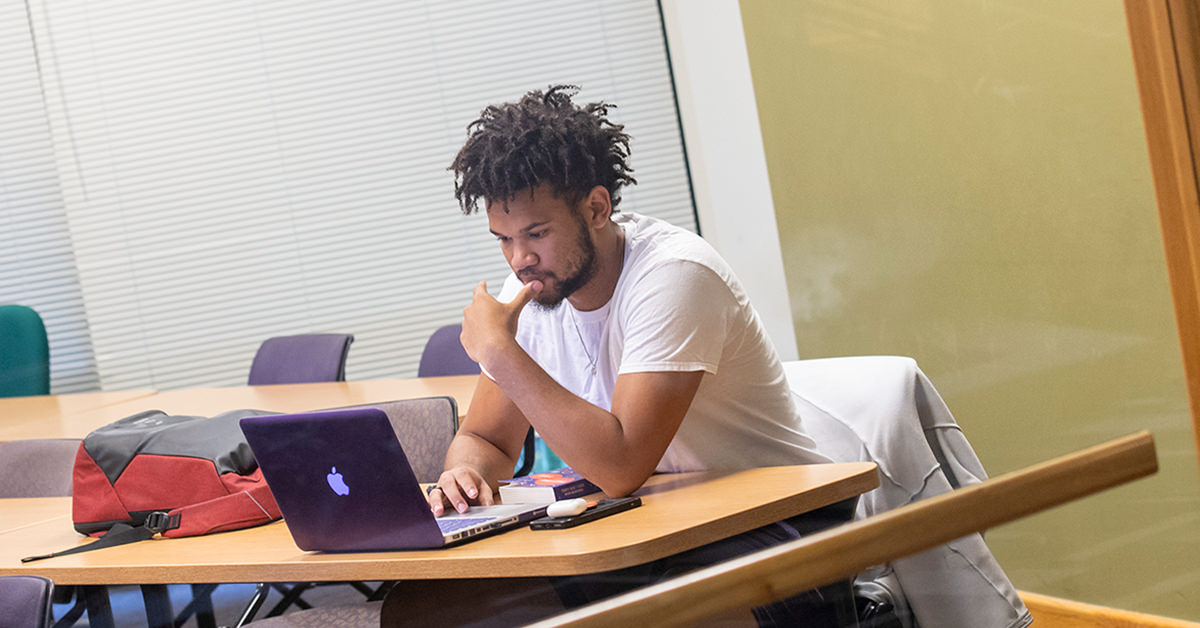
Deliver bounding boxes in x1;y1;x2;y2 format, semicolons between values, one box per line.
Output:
511;242;538;269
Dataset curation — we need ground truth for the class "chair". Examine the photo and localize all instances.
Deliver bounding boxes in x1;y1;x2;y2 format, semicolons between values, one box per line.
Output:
528;431;1158;627
0;305;50;398
417;324;481;379
0;438;79;498
234;397;458;627
247;334;354;385
782;356;1031;627
417;324;537;477
0;440;80;625
0;575;54;628
0;439;192;628
340;396;459;483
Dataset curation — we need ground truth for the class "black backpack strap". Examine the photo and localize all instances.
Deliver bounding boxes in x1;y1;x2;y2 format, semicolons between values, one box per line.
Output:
20;514;175;563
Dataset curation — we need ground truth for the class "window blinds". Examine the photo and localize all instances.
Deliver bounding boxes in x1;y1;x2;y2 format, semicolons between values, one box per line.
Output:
21;0;696;391
1;1;99;393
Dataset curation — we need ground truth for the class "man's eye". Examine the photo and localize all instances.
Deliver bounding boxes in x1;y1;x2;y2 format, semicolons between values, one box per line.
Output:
529;230;546;239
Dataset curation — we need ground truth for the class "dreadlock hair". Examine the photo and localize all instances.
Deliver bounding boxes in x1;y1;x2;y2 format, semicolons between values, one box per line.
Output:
449;85;637;215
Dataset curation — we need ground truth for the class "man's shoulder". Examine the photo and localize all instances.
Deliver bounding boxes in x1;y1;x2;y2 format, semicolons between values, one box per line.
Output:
619;213;728;274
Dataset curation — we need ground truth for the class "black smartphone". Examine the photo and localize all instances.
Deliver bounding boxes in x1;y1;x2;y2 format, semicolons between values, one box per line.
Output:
528;496;642;530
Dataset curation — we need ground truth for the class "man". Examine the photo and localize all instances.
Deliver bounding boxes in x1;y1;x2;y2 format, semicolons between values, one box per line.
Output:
418;85;833;626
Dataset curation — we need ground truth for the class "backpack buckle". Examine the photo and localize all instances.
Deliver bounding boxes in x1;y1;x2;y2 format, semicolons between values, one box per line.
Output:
144;511;180;534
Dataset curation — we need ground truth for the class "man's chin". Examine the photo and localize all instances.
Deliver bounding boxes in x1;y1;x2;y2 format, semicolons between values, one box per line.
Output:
531;293;566;310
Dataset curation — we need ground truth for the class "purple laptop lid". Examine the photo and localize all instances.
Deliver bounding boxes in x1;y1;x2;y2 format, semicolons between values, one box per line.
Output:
240;408;446;551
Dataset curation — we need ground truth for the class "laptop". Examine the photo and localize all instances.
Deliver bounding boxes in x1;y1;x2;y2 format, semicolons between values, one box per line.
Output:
240;407;546;551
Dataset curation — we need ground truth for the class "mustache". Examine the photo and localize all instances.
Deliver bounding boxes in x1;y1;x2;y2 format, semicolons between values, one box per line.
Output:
517;269;553;282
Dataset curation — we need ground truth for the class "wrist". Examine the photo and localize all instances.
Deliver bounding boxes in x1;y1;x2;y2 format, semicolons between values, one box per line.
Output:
477;336;522;375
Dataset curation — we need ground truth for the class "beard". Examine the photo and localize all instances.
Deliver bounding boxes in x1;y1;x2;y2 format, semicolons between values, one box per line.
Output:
520;212;598;310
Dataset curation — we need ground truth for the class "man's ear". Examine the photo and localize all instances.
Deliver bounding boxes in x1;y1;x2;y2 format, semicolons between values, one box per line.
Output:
582;185;612;226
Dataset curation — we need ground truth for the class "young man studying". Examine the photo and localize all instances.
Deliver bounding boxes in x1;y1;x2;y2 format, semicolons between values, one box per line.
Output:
399;85;835;627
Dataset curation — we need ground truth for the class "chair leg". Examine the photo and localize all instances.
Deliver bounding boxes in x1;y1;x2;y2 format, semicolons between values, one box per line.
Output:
266;583;314;616
349;581;376;597
232;582;272;628
51;588;87;628
367;581;397;602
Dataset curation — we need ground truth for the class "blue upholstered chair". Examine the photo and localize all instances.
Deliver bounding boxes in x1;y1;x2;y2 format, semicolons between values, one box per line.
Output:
417;324;538;477
0;576;54;628
247;334;354;385
0;305;50;398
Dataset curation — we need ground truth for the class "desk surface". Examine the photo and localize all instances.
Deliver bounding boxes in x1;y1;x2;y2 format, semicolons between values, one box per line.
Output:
0;390;157;441
1;463;877;585
0;498;73;535
0;376;479;441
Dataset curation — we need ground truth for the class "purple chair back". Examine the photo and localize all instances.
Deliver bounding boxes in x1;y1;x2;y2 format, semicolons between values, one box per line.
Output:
416;324;537;475
417;325;480;378
248;334;355;385
0;576;53;628
0;439;79;498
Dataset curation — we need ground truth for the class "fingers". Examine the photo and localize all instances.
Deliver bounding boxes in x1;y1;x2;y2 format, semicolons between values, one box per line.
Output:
468;279;542;316
429;468;493;515
472;280;490;300
509;279;543;310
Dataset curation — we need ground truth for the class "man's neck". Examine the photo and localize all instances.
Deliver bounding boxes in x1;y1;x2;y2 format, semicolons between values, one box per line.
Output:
568;221;625;312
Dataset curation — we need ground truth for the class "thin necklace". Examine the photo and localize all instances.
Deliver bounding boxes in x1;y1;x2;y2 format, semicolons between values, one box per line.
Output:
571;228;625;377
569;307;598;376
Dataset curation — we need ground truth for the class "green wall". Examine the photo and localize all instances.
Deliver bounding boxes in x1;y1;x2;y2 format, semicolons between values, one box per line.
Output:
741;0;1200;619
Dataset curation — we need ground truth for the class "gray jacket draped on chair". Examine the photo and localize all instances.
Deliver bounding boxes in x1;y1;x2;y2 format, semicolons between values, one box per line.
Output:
784;356;1032;628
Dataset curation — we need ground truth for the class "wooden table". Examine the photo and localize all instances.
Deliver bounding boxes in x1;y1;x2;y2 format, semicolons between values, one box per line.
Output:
0;498;72;535
0;376;478;441
0;389;156;441
1;464;876;584
5;463;877;628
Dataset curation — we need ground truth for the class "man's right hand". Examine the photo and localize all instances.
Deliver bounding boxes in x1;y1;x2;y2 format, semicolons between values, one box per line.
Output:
427;466;495;516
459;280;541;371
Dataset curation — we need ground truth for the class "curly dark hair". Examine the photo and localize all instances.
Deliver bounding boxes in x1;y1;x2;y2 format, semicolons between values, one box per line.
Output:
449;85;637;214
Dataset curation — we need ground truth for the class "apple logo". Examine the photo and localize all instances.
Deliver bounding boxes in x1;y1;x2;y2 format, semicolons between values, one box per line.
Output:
326;466;350;496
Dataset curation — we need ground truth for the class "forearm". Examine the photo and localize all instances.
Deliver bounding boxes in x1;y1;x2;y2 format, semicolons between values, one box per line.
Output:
487;346;659;496
459;280;698;497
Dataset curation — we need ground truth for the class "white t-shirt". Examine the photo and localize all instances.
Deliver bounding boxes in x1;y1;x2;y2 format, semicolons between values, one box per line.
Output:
497;212;827;472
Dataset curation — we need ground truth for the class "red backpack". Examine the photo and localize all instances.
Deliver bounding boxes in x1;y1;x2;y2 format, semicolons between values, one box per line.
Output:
23;409;282;562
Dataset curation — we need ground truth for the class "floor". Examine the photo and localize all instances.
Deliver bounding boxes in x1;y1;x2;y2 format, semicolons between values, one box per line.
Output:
53;581;375;628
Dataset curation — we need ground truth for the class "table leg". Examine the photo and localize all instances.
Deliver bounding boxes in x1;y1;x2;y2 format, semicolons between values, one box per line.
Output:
169;583;220;628
140;584;174;628
80;586;114;628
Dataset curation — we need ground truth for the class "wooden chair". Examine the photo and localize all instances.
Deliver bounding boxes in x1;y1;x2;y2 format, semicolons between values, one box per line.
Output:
526;431;1158;628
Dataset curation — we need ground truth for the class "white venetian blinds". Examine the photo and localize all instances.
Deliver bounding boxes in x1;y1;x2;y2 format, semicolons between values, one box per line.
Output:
1;0;99;393
22;0;696;391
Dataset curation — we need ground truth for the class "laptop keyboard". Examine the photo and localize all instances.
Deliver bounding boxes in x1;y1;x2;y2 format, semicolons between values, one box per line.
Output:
437;517;493;533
